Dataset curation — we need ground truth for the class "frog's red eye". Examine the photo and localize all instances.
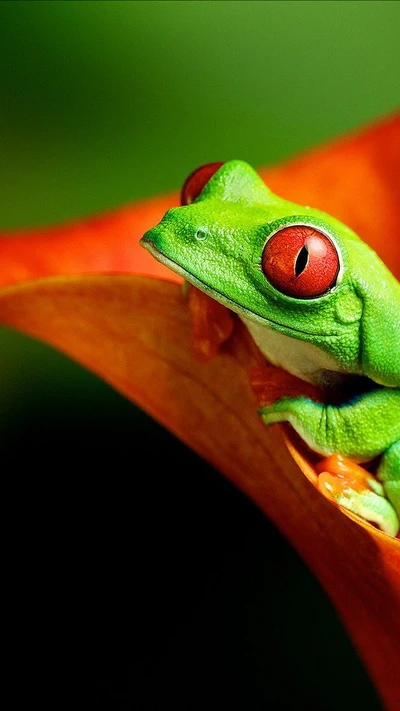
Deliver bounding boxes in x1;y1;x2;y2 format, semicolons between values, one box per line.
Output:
181;162;224;205
261;225;340;298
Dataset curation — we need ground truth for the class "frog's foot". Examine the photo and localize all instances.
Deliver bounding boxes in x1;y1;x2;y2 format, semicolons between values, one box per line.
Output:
316;455;399;537
185;283;234;361
377;441;400;518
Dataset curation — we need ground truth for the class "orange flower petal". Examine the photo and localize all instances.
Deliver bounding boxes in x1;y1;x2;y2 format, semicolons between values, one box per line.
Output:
0;193;180;287
0;273;399;710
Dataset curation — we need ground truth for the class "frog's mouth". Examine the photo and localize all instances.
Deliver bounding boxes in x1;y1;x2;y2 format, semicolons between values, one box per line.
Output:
140;236;340;338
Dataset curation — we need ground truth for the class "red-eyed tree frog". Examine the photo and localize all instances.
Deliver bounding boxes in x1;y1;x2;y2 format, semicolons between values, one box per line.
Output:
141;161;400;537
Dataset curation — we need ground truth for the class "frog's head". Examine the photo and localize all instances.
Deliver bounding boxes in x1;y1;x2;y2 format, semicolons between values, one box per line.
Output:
141;160;344;303
141;160;400;385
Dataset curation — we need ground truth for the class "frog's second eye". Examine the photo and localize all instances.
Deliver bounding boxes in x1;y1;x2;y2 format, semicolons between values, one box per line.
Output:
181;162;224;205
261;225;340;298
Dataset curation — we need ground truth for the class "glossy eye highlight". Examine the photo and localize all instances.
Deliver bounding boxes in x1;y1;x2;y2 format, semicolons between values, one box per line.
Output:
261;225;340;298
181;162;224;205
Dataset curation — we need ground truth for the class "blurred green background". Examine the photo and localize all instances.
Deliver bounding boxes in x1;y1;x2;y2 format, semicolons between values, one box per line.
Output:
0;1;399;709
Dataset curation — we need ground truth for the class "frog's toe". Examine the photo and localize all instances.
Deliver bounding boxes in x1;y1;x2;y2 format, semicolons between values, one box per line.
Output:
377;441;400;514
317;456;399;537
384;481;400;515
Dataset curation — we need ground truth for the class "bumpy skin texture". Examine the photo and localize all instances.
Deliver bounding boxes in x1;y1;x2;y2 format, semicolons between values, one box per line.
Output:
141;160;400;534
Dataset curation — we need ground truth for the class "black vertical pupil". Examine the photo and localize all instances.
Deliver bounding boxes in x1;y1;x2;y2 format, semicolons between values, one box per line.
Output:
295;245;309;277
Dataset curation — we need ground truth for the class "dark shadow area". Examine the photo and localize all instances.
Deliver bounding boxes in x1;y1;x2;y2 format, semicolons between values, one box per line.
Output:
0;356;383;710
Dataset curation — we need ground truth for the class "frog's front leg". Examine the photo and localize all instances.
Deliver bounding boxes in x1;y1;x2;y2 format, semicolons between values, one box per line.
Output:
259;388;400;536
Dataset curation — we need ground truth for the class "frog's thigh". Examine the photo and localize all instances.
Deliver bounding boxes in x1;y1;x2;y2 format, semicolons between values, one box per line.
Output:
377;441;400;516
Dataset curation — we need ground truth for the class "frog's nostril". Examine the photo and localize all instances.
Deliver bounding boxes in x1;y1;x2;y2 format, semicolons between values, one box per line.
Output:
194;228;209;241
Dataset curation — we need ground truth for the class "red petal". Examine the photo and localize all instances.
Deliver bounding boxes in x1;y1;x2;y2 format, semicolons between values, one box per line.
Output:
0;193;180;287
0;272;398;710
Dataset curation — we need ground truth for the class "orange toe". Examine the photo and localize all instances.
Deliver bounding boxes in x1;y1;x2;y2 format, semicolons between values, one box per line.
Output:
316;454;376;495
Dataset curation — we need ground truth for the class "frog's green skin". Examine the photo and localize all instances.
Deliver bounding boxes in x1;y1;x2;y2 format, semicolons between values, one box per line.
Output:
141;161;400;536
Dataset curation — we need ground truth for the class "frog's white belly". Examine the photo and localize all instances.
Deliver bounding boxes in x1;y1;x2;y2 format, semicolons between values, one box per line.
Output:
240;315;343;385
